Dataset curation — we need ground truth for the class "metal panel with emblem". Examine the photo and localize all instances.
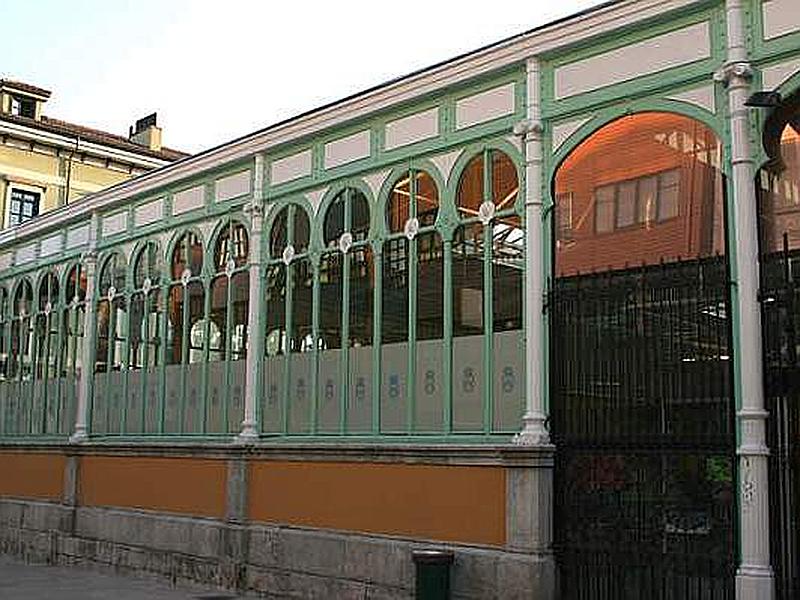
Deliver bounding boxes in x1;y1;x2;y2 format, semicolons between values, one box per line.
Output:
288;352;312;434
493;330;525;432
381;342;408;432
228;360;245;434
348;345;372;433
415;339;443;432
317;349;341;433
261;356;283;434
163;364;182;433
452;334;483;431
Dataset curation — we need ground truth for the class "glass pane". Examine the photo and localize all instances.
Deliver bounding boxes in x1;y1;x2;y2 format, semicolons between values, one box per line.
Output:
293;206;311;253
350;189;370;242
417;232;443;340
456;155;484;219
491;151;518;210
209;276;228;362
492;216;523;332
387;176;411;234
416;171;439;227
382;238;408;344
269;207;288;259
453;223;484;336
319;252;342;350
349;246;373;347
639;176;658;224
290;258;313;353
324;193;345;247
265;264;286;357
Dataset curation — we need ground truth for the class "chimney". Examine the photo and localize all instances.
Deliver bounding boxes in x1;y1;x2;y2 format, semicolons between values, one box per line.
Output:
129;113;162;152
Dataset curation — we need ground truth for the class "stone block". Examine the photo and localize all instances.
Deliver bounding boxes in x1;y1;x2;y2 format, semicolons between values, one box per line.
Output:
276;527;347;579
342;535;414;589
451;548;500;600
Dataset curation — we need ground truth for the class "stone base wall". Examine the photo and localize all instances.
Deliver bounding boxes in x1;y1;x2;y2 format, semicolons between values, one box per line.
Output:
0;498;553;599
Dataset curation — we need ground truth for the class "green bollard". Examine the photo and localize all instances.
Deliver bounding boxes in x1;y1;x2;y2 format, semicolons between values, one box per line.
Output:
412;549;455;600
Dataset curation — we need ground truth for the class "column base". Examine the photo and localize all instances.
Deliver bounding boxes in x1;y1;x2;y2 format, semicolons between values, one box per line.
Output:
236;422;259;444
68;428;88;444
736;565;774;600
513;414;550;446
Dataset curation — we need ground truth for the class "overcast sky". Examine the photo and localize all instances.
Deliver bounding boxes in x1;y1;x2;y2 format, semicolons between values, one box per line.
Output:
3;0;605;153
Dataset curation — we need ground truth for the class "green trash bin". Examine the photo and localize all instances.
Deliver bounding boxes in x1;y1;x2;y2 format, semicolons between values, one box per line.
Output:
412;549;454;600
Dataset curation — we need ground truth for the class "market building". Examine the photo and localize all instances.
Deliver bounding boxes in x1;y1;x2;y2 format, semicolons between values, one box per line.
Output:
0;79;186;229
0;0;798;598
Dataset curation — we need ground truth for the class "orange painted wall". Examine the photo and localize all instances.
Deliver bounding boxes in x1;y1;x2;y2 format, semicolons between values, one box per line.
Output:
248;461;506;547
0;451;64;501
78;456;226;519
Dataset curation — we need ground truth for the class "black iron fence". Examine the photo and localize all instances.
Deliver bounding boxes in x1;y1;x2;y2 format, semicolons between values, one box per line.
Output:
550;256;736;600
761;241;800;600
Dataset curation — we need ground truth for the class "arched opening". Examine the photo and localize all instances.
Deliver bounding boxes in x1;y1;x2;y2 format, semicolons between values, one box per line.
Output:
452;149;523;434
754;91;800;600
128;241;162;433
263;203;314;434
550;112;734;597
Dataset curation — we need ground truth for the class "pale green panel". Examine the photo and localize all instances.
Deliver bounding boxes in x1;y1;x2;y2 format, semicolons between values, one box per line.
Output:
91;374;106;434
317;349;341;433
127;371;143;434
262;357;283;434
144;368;159;434
207;362;225;433
415;340;443;432
288;353;312;434
44;379;58;435
164;364;182;433
184;363;204;433
228;361;245;434
492;329;525;433
106;372;125;434
60;375;78;436
0;381;7;434
452;335;483;432
30;381;45;434
348;346;372;433
381;342;408;432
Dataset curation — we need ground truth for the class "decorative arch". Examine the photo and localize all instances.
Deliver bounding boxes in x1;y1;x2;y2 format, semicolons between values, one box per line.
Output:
165;227;206;281
316;179;375;248
447;138;524;216
265;202;311;261
550;101;727;179
552;110;727;277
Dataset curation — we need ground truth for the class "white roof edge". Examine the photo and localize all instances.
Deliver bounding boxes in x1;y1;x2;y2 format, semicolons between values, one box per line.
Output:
0;0;703;252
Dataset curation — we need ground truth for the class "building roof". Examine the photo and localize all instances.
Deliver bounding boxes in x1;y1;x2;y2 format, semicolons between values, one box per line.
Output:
0;112;188;162
0;79;52;99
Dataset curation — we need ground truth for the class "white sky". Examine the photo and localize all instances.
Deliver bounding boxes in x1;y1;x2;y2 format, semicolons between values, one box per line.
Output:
2;0;606;153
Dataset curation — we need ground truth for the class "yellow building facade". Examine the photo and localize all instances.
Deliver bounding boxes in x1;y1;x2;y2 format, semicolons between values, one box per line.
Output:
0;80;186;229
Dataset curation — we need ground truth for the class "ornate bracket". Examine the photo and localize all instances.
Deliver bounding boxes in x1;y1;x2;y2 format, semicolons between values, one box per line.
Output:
713;61;754;86
513;118;544;140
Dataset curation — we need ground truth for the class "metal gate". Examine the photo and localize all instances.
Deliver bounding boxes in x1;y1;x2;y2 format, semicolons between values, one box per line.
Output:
761;239;800;600
550;256;737;599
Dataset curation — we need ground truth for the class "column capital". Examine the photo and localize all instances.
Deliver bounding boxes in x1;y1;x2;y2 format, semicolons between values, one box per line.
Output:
714;61;754;86
513;118;544;139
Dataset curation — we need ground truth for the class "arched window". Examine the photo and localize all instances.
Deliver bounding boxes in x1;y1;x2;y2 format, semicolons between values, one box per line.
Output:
61;264;87;434
10;278;34;382
95;253;127;375
167;232;204;366
319;187;373;433
381;170;443;432
263;203;313;434
130;241;162;371
35;272;59;381
452;149;523;433
211;221;249;363
554;112;725;276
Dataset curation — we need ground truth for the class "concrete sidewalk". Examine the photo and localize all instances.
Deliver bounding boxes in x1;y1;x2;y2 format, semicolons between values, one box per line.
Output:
0;555;240;600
